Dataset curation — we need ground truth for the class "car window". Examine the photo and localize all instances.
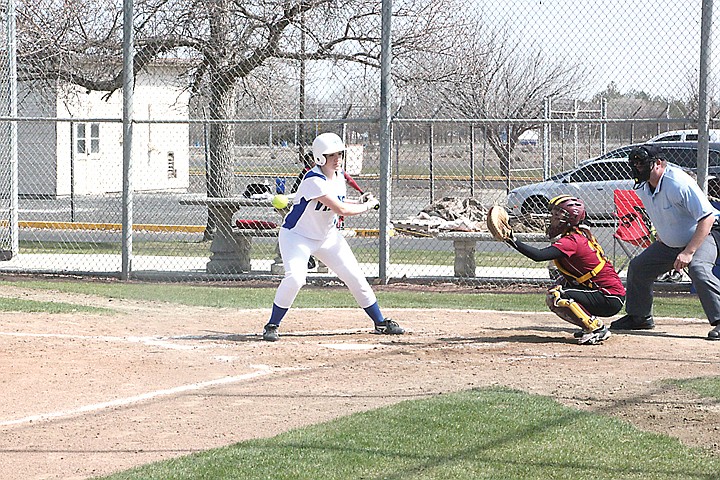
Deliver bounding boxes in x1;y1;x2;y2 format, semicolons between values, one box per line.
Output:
598;147;633;159
568;164;601;182
603;161;633;180
711;150;720;167
568;161;631;182
654;134;682;142
655;147;720;168
662;148;697;168
686;134;698;141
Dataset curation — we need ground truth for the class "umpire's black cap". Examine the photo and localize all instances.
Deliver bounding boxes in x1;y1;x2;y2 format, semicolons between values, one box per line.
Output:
628;144;663;164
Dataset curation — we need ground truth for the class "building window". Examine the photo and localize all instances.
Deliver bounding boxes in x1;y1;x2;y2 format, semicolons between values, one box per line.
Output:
167;152;177;178
90;123;100;153
76;122;100;154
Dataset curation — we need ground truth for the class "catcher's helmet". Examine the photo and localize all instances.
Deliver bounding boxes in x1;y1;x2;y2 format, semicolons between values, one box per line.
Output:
628;144;662;187
546;194;586;238
312;133;346;166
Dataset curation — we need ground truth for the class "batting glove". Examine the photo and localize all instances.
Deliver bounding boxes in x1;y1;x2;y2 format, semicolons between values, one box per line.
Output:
360;192;376;203
365;198;380;211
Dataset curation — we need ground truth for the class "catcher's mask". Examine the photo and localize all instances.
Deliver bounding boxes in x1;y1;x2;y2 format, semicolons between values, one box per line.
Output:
546;195;586;238
628;144;662;187
311;132;346;166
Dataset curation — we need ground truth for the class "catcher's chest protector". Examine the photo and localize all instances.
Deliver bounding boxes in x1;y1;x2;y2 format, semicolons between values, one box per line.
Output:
553;228;607;288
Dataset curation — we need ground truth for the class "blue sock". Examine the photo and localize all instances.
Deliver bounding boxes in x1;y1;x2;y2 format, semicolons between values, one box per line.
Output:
268;303;289;325
363;302;384;325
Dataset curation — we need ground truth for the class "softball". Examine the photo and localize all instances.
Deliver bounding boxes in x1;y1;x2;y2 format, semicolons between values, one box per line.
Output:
271;194;289;209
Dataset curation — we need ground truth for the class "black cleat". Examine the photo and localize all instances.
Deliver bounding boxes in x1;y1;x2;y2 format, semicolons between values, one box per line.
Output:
262;323;280;341
374;319;405;335
578;326;611;345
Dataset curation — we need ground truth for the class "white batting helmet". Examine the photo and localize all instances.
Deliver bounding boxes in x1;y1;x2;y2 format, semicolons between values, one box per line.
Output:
311;133;346;166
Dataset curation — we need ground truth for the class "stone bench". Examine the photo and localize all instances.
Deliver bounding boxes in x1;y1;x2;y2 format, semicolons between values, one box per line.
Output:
179;197;281;274
434;231;548;277
227;227;281;273
179;196;330;274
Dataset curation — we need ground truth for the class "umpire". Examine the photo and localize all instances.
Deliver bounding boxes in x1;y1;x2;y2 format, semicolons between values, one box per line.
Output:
610;144;720;340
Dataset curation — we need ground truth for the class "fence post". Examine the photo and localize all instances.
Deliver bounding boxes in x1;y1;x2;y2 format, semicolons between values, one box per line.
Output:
121;0;134;280
600;97;607;155
70;121;75;222
543;97;551;180
469;124;475;197
573;99;579;166
481;125;487;180
697;0;714;193
6;0;17;258
378;0;392;283
505;123;511;193
429;123;434;204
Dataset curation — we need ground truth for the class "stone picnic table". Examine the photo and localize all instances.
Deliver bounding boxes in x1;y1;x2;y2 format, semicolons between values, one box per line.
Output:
179;196;283;274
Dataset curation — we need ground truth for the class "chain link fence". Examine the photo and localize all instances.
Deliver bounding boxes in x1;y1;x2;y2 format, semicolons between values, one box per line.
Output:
0;0;715;284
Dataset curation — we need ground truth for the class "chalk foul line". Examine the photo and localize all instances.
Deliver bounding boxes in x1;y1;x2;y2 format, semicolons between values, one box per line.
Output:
1;365;277;427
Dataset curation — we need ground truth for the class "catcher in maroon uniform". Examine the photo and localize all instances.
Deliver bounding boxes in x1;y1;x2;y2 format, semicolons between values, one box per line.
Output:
507;195;626;344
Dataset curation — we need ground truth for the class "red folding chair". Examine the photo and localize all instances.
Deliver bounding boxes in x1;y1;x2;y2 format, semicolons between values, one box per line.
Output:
613;189;653;272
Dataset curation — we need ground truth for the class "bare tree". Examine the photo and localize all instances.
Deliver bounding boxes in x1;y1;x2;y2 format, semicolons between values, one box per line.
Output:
17;0;458;238
681;69;720;128
397;26;587;178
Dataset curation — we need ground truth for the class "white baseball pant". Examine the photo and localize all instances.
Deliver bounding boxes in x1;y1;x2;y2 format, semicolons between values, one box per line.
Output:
272;228;377;309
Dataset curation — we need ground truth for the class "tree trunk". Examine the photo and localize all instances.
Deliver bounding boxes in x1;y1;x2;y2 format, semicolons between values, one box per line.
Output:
203;0;234;241
487;133;510;180
487;129;520;183
204;79;236;240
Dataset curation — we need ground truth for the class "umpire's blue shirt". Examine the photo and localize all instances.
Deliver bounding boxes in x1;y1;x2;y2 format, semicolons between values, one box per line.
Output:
637;164;719;248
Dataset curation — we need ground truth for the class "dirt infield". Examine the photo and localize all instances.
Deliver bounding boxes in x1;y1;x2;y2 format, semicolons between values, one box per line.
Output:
2;284;720;480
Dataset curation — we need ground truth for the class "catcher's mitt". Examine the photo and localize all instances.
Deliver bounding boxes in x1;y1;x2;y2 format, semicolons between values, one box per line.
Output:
487;205;514;242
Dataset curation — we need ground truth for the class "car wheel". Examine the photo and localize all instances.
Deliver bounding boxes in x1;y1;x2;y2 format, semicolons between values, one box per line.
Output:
521;196;548;216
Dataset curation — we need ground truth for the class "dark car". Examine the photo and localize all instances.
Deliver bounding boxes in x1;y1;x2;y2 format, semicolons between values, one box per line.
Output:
653;142;720;197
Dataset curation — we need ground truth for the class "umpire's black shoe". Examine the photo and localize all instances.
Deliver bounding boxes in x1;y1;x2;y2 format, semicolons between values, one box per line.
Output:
610;314;655;331
708;324;720;341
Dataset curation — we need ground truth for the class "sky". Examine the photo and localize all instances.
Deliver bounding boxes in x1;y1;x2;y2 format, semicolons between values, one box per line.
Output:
474;0;710;99
289;0;714;108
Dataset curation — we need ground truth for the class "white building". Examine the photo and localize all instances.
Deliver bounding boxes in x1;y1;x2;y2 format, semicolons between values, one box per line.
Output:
18;63;190;197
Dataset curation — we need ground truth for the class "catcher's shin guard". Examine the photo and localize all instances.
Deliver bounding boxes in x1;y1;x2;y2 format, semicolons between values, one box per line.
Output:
545;285;602;331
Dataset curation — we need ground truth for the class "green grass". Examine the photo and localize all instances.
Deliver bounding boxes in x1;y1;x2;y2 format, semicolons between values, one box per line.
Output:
0;295;110;314
17;240;634;271
387;249;540;268
0;279;708;318
666;377;720;399
18;240;541;267
19;240;211;258
96;388;720;480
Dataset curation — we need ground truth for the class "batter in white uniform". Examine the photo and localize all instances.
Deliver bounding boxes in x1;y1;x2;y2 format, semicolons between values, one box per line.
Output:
262;133;405;341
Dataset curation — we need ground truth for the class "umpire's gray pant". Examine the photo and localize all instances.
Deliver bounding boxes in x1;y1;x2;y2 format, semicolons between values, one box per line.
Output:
626;234;720;326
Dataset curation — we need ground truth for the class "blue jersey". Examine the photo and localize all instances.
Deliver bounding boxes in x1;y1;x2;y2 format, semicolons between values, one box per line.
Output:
281;166;347;240
637;165;719;247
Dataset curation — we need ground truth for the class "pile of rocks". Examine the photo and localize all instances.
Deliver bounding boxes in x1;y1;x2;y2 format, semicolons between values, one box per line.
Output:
393;196;546;235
